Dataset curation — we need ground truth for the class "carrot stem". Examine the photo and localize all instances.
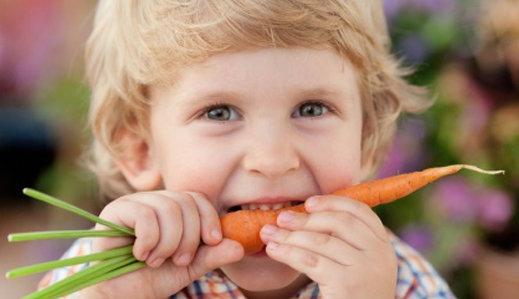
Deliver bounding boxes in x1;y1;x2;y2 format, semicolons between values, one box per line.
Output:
22;188;135;236
6;245;133;279
53;260;146;298
8;229;128;242
22;255;135;299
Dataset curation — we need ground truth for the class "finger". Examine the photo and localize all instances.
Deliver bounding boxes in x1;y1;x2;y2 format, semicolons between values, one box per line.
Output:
188;238;244;279
148;239;244;299
156;190;221;245
276;210;376;250
168;193;201;266
264;240;339;286
91;228;134;254
184;191;222;246
260;224;358;265
96;199;160;261
305;195;388;241
127;194;186;268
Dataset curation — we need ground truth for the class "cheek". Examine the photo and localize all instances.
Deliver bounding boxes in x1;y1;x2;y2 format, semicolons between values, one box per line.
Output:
155;133;236;201
306;128;362;194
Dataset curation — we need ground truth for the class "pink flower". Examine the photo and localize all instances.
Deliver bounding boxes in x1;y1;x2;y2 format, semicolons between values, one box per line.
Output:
0;0;63;95
0;31;5;70
399;224;435;254
476;189;514;232
431;177;514;231
431;177;479;223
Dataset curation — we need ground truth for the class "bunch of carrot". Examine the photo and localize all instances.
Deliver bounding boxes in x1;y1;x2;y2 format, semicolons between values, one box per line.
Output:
6;164;504;298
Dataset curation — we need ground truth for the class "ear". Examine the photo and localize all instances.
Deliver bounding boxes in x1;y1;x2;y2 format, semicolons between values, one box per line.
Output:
114;127;162;191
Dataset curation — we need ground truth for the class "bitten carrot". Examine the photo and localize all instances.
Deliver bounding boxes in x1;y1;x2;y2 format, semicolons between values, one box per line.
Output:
220;164;504;254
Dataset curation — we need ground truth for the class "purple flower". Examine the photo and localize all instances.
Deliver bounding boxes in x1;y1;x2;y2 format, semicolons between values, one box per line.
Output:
377;140;404;178
383;0;408;22
398;35;430;64
410;0;456;14
399;224;434;253
377;118;427;178
431;177;514;231
476;189;514;232
431;177;479;223
384;0;456;20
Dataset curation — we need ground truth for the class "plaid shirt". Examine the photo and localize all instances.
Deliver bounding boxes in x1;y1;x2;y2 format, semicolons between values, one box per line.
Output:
39;231;455;298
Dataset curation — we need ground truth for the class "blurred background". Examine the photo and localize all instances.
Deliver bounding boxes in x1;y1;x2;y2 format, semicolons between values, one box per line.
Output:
0;0;517;298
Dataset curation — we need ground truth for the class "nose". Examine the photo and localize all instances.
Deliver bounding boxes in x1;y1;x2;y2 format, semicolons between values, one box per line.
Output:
242;124;300;179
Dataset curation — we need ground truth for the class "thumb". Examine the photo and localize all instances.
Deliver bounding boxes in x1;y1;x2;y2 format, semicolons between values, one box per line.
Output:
151;239;244;297
187;238;244;279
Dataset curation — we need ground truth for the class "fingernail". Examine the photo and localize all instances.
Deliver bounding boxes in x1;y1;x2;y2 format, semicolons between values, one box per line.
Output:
267;242;279;251
261;224;277;235
306;197;318;208
149;257;164;268
211;228;221;240
278;211;294;222
175;253;191;265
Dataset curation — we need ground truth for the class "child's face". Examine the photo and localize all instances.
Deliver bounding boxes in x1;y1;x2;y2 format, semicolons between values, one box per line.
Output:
148;47;365;292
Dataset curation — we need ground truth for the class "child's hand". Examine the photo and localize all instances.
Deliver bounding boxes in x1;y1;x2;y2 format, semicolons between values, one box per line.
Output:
260;195;397;299
77;191;244;298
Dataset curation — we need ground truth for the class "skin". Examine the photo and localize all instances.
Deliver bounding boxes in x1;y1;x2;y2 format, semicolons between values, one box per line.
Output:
77;47;397;298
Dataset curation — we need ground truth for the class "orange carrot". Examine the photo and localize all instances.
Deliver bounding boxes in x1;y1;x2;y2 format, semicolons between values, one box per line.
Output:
220;164;504;254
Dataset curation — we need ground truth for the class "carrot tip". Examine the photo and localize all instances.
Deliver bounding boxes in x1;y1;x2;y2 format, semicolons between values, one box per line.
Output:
460;164;505;175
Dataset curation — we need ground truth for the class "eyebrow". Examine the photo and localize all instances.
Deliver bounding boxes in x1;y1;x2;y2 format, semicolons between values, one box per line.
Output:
178;86;345;110
295;87;343;99
177;90;245;111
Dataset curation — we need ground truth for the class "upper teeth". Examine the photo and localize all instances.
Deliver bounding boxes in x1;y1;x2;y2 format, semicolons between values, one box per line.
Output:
241;202;295;211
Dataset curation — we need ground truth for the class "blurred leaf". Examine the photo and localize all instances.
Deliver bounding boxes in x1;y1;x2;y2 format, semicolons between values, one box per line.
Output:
33;76;90;132
421;16;460;51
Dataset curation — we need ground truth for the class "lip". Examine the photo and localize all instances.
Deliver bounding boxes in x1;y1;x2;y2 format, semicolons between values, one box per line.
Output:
252;247;267;256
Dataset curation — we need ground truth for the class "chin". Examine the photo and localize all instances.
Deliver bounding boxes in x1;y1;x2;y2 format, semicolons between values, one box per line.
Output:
220;253;302;291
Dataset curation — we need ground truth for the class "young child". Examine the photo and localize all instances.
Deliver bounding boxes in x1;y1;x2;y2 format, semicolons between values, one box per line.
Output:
39;1;455;298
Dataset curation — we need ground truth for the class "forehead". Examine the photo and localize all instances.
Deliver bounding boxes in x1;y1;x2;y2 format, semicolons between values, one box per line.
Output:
183;47;355;83
153;47;360;108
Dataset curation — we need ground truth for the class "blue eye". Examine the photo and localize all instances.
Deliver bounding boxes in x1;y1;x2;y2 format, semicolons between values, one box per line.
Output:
292;101;330;118
203;104;240;121
201;100;333;122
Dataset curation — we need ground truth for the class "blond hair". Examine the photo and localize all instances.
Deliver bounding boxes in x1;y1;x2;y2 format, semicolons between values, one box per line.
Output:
85;0;430;200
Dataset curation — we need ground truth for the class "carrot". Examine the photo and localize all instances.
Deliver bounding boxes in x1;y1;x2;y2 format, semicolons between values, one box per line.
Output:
220;164;504;254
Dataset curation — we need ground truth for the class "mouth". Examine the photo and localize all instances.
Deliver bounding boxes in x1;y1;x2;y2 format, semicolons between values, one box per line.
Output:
225;201;301;213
